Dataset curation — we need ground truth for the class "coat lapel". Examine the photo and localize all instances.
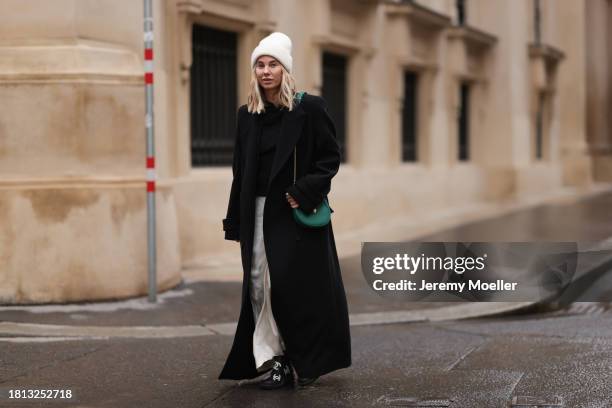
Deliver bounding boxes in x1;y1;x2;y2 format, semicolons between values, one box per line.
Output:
243;117;259;194
266;103;306;191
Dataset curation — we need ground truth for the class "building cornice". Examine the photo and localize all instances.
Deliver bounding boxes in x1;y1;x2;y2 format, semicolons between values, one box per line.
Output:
384;1;452;31
528;43;565;64
447;25;497;52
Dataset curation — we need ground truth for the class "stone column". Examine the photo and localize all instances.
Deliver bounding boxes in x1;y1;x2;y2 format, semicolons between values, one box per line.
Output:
555;0;592;187
0;0;181;304
586;0;612;181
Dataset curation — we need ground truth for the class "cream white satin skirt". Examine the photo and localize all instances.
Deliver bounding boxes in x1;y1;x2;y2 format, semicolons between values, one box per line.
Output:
250;196;285;372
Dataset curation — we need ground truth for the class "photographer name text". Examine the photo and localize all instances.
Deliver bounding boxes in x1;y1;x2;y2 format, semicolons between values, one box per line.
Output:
372;279;517;292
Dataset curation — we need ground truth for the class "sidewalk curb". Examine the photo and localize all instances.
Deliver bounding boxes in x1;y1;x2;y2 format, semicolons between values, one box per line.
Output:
0;302;533;341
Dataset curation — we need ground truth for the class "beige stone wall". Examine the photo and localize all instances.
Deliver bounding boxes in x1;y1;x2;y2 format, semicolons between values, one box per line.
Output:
173;0;603;267
0;0;182;304
1;0;609;303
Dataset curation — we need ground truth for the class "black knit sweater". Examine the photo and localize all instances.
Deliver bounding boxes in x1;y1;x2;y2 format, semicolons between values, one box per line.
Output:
255;101;285;196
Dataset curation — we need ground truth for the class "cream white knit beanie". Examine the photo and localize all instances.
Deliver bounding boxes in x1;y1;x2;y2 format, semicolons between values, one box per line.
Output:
250;32;293;73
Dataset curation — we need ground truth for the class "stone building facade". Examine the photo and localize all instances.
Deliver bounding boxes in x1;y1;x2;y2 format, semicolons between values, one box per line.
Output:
0;0;610;303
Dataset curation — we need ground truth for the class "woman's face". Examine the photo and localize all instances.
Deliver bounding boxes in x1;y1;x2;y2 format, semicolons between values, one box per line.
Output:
255;56;282;92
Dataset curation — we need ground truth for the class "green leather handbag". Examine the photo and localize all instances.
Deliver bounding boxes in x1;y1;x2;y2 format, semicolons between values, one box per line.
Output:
292;148;333;228
291;91;333;228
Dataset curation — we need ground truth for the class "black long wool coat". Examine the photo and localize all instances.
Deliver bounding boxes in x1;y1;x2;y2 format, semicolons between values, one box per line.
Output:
219;93;351;380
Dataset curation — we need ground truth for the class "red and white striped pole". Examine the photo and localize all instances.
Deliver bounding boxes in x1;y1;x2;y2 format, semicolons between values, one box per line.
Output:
144;0;157;302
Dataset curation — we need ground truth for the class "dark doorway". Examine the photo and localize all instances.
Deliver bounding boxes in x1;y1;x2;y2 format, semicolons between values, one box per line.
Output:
402;71;419;162
322;52;348;163
458;82;470;161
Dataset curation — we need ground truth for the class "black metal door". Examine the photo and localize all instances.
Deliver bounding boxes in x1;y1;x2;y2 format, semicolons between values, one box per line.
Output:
535;91;545;160
456;0;466;25
190;24;237;167
322;52;347;163
402;71;418;162
458;82;470;161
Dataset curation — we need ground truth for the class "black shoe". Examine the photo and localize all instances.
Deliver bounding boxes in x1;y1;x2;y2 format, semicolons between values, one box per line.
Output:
258;356;294;390
297;376;318;386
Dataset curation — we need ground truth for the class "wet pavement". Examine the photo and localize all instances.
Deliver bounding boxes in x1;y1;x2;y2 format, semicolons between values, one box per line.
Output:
2;309;612;407
418;189;612;242
2;190;612;407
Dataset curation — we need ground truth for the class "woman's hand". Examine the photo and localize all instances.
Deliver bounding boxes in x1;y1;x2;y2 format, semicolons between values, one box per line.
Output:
285;192;299;209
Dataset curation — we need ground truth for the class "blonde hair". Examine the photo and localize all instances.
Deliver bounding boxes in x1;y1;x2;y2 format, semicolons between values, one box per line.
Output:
247;63;297;114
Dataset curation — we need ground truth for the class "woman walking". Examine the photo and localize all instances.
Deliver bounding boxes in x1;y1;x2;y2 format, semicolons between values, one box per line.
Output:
218;32;351;390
